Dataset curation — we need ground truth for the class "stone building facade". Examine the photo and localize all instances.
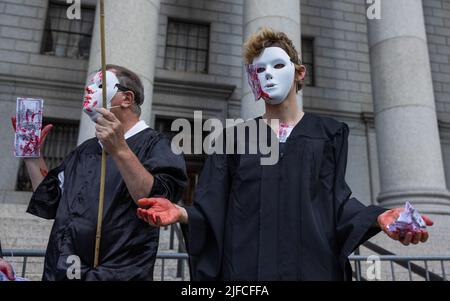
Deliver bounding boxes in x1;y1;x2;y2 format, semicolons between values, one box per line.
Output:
0;0;449;279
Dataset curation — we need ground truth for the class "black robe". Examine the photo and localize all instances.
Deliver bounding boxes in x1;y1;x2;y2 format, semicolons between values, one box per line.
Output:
183;113;387;281
27;128;187;281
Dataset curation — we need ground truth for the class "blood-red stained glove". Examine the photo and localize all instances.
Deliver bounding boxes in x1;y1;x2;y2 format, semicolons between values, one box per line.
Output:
377;207;434;246
136;197;181;227
0;258;15;281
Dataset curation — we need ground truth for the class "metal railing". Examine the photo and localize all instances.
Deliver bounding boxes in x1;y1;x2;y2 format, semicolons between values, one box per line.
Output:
2;249;189;281
350;255;450;281
155;252;189;281
3;248;449;281
352;241;450;281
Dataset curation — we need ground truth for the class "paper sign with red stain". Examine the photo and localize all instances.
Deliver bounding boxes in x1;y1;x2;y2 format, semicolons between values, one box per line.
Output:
14;98;43;158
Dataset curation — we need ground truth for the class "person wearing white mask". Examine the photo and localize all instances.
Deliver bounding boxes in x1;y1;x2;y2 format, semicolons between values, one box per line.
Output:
16;65;187;281
136;28;433;281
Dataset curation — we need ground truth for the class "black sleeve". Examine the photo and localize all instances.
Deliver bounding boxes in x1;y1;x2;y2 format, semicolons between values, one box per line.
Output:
26;162;65;220
332;123;388;267
181;153;232;281
143;134;187;202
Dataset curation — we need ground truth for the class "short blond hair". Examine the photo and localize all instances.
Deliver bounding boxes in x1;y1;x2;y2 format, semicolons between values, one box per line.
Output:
243;27;304;91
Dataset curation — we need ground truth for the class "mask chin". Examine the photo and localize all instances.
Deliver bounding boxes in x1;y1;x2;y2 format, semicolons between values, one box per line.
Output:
262;81;294;105
263;94;287;105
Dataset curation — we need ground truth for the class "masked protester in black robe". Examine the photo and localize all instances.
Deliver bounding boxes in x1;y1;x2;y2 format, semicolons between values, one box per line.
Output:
135;29;432;280
21;65;187;281
185;115;385;280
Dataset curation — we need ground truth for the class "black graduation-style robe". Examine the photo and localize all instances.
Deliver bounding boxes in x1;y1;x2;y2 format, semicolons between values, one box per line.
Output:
27;128;187;281
183;112;387;281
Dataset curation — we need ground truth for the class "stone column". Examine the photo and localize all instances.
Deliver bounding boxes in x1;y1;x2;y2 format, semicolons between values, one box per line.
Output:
77;0;160;144
241;0;302;120
367;0;450;213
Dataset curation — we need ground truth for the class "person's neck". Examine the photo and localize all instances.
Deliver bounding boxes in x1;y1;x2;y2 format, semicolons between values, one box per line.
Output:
119;115;140;133
263;95;304;126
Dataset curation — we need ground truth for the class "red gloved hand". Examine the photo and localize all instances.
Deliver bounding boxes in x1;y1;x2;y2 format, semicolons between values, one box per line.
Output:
377;207;434;246
136;197;181;227
0;258;15;281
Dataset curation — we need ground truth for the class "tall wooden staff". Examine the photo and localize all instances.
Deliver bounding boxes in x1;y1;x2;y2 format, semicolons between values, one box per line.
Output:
94;0;107;268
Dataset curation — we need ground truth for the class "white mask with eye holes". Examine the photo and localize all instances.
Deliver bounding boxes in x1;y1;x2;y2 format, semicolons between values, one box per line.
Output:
83;70;120;122
252;47;296;105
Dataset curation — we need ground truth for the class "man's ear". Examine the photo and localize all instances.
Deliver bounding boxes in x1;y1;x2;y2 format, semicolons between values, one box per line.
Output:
297;64;307;81
121;91;135;108
294;65;307;93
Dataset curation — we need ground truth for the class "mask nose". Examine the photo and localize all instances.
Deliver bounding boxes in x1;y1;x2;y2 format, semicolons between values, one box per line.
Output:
265;66;273;80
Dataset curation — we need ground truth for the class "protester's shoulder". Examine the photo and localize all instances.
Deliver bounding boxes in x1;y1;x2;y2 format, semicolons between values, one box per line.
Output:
75;137;99;153
135;128;174;149
136;127;162;139
304;112;348;140
144;127;171;143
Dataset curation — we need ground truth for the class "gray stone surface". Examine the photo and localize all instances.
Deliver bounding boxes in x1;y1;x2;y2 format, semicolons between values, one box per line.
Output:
301;0;375;116
0;0;85;190
423;0;450;190
155;0;243;120
367;0;450;212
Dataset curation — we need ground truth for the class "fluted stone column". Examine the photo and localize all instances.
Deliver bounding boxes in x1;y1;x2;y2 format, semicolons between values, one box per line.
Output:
77;0;160;144
367;0;450;214
241;0;302;120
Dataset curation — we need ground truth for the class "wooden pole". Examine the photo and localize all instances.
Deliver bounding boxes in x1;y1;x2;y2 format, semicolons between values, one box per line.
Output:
94;0;107;268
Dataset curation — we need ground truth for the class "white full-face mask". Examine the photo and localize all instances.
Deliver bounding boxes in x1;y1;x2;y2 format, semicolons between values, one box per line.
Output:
83;70;120;122
247;47;296;105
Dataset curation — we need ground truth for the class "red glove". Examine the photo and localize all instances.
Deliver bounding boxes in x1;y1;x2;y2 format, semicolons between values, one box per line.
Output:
377;208;434;246
136;198;181;227
0;258;15;281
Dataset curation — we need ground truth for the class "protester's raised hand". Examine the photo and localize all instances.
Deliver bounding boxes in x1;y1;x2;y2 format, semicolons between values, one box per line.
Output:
11;116;53;152
136;197;181;227
94;108;127;155
377;208;434;246
0;258;15;281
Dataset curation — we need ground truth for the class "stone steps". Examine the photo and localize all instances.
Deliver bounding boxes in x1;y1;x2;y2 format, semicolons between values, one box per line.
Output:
0;204;53;251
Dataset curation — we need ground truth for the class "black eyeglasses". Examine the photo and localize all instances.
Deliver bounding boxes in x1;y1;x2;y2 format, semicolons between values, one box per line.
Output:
115;83;135;94
114;83;142;105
